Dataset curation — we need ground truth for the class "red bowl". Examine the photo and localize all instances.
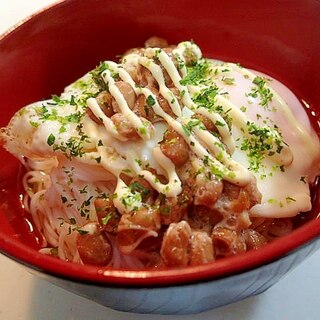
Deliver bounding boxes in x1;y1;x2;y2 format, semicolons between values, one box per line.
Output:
0;0;319;314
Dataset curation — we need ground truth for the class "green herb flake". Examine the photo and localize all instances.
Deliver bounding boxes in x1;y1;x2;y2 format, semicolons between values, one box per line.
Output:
146;95;156;107
47;133;56;146
53;125;90;159
240;106;247;113
101;213;113;225
240;121;285;172
59;126;67;133
300;176;307;184
77;229;89;235
175;54;185;70
138;126;147;135
180;59;211;86
78;196;93;218
215;120;225;127
29;121;39;128
78;186;87;195
182;119;204;137
121;192;142;209
135;159;142;167
203;155;209;166
90;61;110;90
70;95;77;106
129;181;150;199
60;195;68;203
267;198;277;205
182;124;191;136
286;196;296;203
222;77;235;85
247;76;274;109
192;85;219;110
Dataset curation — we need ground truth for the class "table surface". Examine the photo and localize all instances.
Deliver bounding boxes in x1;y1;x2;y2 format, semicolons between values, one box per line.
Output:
0;1;319;319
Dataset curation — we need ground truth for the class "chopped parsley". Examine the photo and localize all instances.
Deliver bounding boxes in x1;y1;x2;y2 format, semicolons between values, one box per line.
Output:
76;229;89;235
267;198;277;205
53;135;89;159
95;156;102;163
146;95;156;106
135;158;142;167
101;213;113;225
215;120;225;127
240;106;247;113
221;77;235;85
79;185;88;194
201;155;226;180
47;133;56;146
35;103;83;133
192;85;219;110
63;166;75;185
121;192;142;210
182;119;205;136
180;59;211;86
175;53;185;70
58;217;88;235
286;196;296;203
78;196;93;218
70;95;76;106
29;120;39;128
138;126;147;136
51;124;90;160
300;176;307;184
129;181;150;200
241;121;286;172
60;195;68;203
90;61;115;90
247;76;274;109
267;197;296;207
69;217;77;225
51;95;69;106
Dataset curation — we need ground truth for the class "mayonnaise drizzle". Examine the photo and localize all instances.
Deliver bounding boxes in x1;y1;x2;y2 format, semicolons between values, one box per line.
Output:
229;63;316;158
139;57;182;117
132;50;252;184
101;69;153;140
195;107;234;153
3;41;320;219
86;97;124;140
86;41;302;202
215;94;293;166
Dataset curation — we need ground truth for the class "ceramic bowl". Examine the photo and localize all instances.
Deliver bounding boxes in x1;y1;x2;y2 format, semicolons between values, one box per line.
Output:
0;0;319;314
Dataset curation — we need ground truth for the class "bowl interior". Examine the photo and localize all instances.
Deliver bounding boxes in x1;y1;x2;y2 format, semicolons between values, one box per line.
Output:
0;0;319;286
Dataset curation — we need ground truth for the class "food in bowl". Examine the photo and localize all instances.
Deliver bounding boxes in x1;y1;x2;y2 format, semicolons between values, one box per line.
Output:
1;37;319;269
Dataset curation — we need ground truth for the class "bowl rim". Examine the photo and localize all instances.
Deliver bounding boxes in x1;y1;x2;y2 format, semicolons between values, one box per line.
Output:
0;0;66;42
0;0;319;287
0;216;319;287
